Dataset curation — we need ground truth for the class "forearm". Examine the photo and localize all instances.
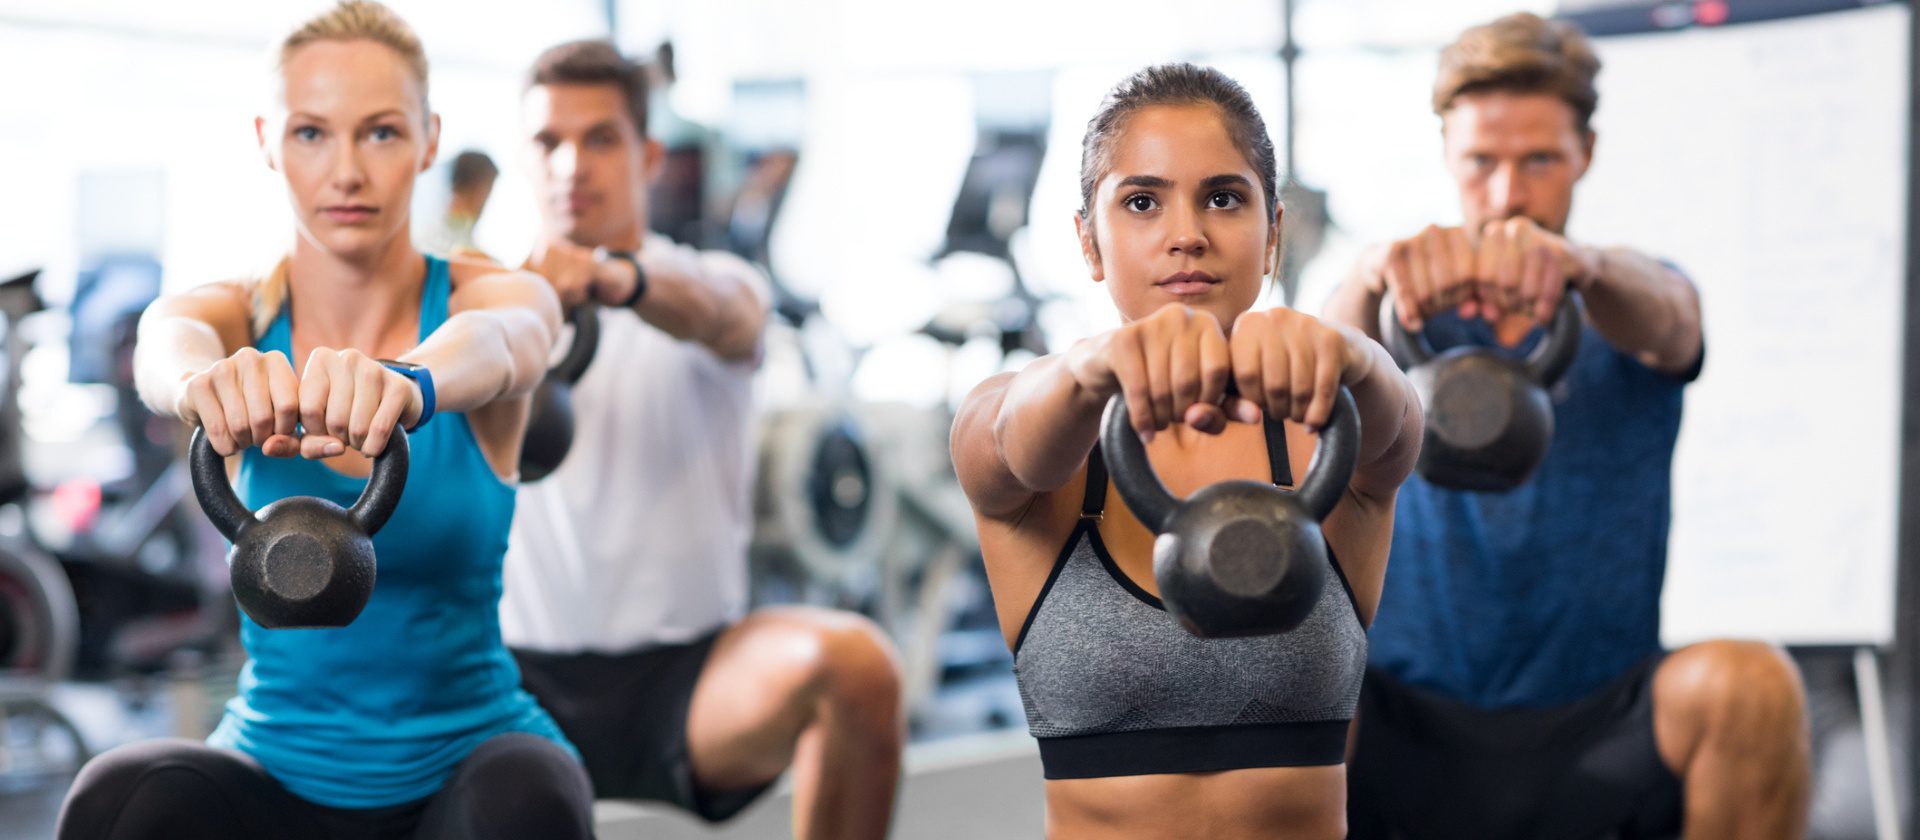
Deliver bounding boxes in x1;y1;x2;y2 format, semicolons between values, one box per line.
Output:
400;309;554;411
1580;247;1703;372
134;317;231;419
994;356;1108;495
632;253;766;361
1339;329;1422;495
1323;261;1388;343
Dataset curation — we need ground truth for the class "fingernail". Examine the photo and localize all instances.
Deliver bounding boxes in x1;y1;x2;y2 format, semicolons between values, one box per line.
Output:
1138;429;1155;445
325;442;343;455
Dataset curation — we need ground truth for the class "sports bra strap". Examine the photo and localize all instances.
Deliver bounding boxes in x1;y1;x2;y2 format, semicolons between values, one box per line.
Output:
1081;448;1109;519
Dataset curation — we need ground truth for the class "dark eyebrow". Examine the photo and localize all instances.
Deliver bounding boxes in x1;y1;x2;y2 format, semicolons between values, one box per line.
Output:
584;120;624;135
1201;174;1254;190
1116;174;1171;190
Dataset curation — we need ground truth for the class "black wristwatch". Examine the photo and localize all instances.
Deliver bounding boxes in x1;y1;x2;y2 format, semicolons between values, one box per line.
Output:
597;248;648;308
377;360;435;431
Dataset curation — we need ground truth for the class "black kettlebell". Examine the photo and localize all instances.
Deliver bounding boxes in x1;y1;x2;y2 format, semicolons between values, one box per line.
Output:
520;306;600;483
1101;386;1360;639
189;426;408;629
1380;293;1581;492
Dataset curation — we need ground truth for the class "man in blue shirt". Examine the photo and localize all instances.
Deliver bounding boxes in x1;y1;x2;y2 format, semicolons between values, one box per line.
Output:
1325;13;1810;839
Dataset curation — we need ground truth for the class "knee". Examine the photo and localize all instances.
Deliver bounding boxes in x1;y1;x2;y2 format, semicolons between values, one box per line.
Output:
459;736;592;837
816;614;904;714
1659;641;1806;733
58;740;225;838
772;609;903;717
67;739;201;803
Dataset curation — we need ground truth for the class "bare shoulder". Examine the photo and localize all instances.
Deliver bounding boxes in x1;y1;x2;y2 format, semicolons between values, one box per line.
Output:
445;258;556;315
444;253;515;288
166;277;256;309
142;278;257;346
951;371;1032;519
951;372;1018;458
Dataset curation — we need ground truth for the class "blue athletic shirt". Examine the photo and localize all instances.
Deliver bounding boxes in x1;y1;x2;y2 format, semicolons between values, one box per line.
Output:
207;256;575;808
1367;300;1702;709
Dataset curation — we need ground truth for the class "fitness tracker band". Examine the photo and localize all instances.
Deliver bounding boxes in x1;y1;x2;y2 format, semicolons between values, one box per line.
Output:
597;248;648;309
378;360;435;431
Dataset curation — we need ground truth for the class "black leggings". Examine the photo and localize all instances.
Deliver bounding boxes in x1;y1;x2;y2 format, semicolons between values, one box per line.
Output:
56;734;594;840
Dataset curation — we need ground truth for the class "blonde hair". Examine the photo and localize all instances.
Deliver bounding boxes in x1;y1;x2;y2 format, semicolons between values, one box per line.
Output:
1433;12;1601;133
279;1;429;106
255;1;429;334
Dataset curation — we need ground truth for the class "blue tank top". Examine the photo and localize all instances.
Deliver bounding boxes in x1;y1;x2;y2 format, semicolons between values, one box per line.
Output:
207;256;574;808
1368;307;1700;709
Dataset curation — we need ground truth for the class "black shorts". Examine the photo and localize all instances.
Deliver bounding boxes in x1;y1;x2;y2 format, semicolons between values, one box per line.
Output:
58;734;592;840
512;629;774;823
1347;654;1683;840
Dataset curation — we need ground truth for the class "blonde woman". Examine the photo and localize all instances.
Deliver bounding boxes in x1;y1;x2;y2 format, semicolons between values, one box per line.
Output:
56;4;590;838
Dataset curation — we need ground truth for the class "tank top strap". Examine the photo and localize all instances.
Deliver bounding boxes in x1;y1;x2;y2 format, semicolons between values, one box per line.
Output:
418;255;450;341
257;296;293;355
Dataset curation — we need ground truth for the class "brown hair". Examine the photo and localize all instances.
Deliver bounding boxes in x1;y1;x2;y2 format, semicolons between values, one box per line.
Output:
1433;12;1601;133
256;1;431;335
527;40;651;139
450;150;498;193
1079;63;1278;222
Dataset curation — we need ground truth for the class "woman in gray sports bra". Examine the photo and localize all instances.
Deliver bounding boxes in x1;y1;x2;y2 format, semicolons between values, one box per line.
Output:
952;63;1425;839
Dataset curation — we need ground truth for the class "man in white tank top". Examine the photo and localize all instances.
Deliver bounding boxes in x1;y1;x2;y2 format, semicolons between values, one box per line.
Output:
501;41;903;837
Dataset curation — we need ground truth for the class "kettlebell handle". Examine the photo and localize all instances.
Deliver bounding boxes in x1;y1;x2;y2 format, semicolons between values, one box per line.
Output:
1379;292;1583;387
550;306;600;385
187;426;410;540
1100;385;1360;533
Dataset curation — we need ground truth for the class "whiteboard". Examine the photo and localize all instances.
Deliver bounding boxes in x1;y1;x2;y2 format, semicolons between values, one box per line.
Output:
1567;5;1909;646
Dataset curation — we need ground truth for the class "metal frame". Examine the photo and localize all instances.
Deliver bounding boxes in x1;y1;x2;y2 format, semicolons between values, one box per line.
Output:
1898;2;1920;835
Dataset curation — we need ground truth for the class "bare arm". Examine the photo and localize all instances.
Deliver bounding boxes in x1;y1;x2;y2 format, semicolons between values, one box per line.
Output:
952;351;1111;522
1578;246;1703;375
1327;234;1703;375
133;281;257;419
420;267;561;411
1334;327;1423;501
629;244;769;363
1323;250;1393;344
530;237;769;363
1226;308;1421;503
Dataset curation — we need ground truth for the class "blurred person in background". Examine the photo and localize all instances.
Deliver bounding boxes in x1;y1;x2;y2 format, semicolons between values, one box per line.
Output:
416;149;497;256
1322;13;1809;840
501;40;905;839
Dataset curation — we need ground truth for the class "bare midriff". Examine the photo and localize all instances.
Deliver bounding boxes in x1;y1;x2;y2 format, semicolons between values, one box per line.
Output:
1042;763;1347;839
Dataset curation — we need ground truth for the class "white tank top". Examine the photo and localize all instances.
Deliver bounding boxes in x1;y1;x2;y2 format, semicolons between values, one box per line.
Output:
501;306;758;653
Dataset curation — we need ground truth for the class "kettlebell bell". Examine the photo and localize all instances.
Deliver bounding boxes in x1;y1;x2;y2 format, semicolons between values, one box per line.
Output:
520;306;600;483
189;426;408;629
1380;293;1581;492
1101;386;1360;638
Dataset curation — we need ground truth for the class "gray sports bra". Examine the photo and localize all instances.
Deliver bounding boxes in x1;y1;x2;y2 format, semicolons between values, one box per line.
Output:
1011;429;1367;779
